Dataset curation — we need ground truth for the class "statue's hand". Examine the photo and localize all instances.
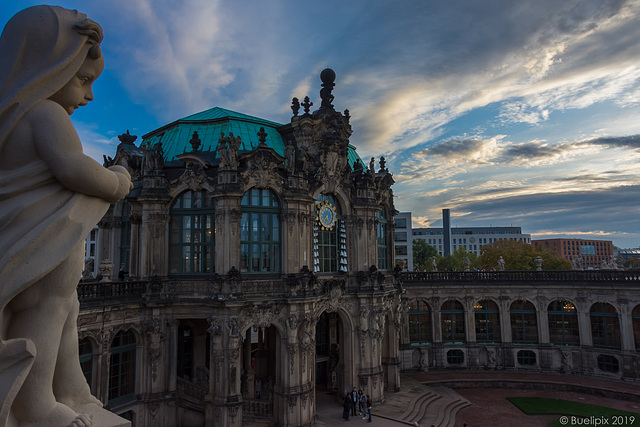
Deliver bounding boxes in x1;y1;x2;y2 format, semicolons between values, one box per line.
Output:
107;171;132;203
108;165;131;180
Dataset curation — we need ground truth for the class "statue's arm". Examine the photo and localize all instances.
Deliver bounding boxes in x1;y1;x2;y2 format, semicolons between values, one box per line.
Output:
29;100;131;203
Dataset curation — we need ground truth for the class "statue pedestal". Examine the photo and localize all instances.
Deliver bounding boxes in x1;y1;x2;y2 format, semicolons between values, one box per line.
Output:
77;404;131;427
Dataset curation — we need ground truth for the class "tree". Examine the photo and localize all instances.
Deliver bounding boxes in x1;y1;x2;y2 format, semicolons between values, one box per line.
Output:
477;240;571;270
437;247;478;271
412;239;438;270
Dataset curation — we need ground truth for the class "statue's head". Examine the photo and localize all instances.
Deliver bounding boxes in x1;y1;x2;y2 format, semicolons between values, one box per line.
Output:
0;6;104;134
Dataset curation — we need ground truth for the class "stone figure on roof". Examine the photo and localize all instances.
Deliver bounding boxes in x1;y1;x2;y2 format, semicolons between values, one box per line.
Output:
284;140;296;173
498;256;505;271
0;6;132;426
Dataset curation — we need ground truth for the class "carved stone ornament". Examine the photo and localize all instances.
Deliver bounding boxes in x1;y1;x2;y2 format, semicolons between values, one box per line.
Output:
178;161;208;191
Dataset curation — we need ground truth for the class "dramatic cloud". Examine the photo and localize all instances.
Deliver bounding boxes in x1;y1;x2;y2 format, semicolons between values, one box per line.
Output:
2;0;639;246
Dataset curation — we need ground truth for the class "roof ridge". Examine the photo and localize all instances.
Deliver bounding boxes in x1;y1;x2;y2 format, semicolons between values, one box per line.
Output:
180;106;283;127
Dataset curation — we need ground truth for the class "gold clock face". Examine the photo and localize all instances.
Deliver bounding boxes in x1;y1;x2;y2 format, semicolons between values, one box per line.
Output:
317;201;337;230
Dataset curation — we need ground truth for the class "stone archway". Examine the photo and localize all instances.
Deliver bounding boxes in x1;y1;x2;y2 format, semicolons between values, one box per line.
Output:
240;324;282;424
314;309;355;400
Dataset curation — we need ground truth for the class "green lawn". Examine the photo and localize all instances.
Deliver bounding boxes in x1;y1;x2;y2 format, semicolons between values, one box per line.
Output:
507;397;640;427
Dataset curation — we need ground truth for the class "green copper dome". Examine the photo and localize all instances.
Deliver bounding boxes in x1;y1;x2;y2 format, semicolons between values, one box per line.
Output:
141;106;365;168
141;107;286;162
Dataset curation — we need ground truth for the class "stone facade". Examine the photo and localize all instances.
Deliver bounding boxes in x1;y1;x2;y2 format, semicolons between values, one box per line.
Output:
399;270;640;383
78;71;402;426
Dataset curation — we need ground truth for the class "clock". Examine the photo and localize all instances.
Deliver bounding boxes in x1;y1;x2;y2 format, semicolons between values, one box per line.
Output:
316;200;337;230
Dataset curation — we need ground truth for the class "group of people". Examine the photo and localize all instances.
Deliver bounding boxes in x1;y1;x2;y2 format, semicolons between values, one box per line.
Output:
343;387;372;422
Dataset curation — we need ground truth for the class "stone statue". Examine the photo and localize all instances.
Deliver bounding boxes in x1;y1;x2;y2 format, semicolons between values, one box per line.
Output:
572;256;584;270
430;256;437;272
463;257;471;271
534;255;543;271
284;140;295;173
0;6;132;426
497;256;505;271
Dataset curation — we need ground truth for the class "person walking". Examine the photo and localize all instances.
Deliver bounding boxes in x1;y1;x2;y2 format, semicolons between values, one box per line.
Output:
366;394;372;422
360;390;367;419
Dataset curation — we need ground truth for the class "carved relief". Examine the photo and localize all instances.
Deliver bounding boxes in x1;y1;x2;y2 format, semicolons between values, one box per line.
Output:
144;318;166;382
178;161;208;190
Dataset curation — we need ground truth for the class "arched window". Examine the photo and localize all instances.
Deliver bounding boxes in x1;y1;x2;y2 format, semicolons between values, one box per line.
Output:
313;194;347;272
441;300;465;344
633;305;640;351
177;325;194;380
475;300;501;343
79;337;93;392
169;190;215;274
548;300;579;345
109;330;136;405
377;208;389;271
590;303;621;349
409;300;432;344
240;188;281;273
511;300;538;344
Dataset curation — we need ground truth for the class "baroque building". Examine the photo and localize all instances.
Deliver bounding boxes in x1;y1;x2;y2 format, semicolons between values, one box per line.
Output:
79;69;402;426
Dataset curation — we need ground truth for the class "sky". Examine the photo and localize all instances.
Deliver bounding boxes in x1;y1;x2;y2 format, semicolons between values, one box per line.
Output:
2;0;640;248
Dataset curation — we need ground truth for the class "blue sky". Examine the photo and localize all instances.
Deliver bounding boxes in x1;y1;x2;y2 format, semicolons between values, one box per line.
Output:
3;1;640;247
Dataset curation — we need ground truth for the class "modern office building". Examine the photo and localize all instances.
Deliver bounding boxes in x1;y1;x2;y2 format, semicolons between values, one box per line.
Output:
393;212;413;270
413;226;531;257
532;238;613;269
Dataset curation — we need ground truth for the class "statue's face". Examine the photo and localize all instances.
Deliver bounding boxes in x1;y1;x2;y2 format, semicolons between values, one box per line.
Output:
49;54;104;115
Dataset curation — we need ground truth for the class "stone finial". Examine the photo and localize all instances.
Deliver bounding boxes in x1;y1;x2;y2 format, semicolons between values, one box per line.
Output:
534;255;543;271
301;96;313;115
291;97;300;116
118;129;137;145
257;127;268;144
320;68;336;109
189;131;201;151
379;156;387;172
99;258;115;281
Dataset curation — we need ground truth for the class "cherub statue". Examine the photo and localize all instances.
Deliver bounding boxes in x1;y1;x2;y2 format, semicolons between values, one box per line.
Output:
0;6;132;426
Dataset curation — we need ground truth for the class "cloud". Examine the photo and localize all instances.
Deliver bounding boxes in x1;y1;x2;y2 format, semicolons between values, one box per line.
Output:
578;134;640;150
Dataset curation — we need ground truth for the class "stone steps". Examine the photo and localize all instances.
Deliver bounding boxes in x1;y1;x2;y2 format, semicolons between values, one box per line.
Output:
399;390;441;424
392;385;471;427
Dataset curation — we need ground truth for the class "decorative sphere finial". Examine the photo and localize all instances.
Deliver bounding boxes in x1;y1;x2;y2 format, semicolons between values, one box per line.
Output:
320;68;336;84
320;68;336;109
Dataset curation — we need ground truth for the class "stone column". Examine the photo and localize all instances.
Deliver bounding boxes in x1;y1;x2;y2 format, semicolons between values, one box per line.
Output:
617;299;634;352
213;193;242;274
577;300;592;347
128;212;141;279
537;297;550;344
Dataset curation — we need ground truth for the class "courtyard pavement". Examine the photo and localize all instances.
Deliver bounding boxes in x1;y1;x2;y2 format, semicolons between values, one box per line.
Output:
314;371;640;427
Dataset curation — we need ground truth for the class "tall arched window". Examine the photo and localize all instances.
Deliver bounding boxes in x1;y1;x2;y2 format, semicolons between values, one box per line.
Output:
548;300;579;345
633;305;640;351
511;300;538;344
313;194;347;272
474;300;501;343
441;300;465;344
240;188;281;273
377;208;389;271
169;190;215;274
409;300;432;344
109;330;136;405
590;303;621;349
177;325;194;380
79;337;93;392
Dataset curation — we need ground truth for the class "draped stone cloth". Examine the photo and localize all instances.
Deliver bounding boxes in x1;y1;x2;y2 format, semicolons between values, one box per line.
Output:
0;6;107;422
